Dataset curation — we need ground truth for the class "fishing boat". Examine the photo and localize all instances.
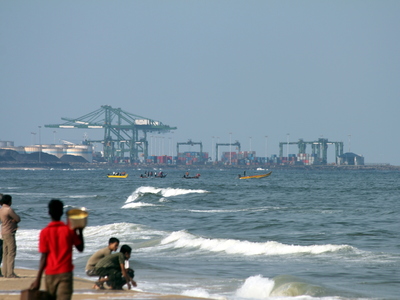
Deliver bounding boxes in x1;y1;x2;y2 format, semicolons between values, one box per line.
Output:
238;171;272;179
155;173;167;178
183;174;201;179
107;173;128;178
140;173;167;178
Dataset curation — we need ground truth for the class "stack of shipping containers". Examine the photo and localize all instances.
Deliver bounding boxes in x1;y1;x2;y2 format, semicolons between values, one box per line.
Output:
177;152;209;165
146;155;173;164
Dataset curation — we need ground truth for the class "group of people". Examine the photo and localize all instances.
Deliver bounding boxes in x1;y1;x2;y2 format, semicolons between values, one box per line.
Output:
182;172;201;178
109;172;126;176
85;237;136;290
0;195;136;300
140;170;166;178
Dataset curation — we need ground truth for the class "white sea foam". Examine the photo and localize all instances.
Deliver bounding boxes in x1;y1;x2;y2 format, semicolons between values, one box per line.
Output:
235;276;348;300
122;202;157;209
161;231;352;256
188;207;273;214
124;186;208;204
182;288;212;298
67;195;98;199
236;275;275;299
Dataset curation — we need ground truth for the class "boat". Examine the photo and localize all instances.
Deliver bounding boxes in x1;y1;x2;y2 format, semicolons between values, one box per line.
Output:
238;171;272;179
183;173;201;179
107;173;128;178
155;173;167;178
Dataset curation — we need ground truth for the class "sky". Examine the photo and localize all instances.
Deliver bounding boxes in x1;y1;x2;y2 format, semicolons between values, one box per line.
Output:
1;1;399;165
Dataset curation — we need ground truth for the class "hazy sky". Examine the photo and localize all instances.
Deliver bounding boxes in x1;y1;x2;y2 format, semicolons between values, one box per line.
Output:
1;1;399;165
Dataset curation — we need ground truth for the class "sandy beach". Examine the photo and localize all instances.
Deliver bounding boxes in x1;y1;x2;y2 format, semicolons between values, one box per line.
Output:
0;269;201;300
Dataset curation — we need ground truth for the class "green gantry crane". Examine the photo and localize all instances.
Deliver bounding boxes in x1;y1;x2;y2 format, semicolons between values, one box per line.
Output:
215;141;241;162
177;139;203;155
279;138;344;164
45;105;177;163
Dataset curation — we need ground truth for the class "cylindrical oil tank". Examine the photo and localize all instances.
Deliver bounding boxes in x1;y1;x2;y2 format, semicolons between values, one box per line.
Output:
6;141;14;147
66;145;93;162
24;146;41;153
0;141;7;148
42;146;64;158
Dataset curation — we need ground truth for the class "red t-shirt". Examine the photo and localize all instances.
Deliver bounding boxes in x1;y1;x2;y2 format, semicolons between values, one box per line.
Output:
39;221;81;275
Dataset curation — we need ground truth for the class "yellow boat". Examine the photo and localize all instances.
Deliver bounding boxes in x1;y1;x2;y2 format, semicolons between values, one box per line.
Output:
239;171;272;179
107;174;128;178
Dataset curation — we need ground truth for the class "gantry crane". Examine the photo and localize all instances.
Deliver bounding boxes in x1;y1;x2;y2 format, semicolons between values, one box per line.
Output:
176;139;203;155
279;138;344;164
44;105;176;162
215;141;241;162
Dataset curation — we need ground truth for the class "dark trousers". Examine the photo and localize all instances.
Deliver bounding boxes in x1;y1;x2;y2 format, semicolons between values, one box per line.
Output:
0;239;3;263
95;267;126;289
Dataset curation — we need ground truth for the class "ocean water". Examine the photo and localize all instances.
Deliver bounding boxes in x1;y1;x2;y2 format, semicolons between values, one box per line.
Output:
1;168;399;300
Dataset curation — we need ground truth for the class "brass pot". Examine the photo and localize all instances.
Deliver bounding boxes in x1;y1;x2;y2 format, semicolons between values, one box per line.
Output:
66;208;88;229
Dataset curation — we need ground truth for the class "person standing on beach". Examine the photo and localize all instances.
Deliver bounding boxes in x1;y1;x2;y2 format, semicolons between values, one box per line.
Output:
0;194;20;278
93;244;136;290
0;193;3;277
30;199;84;300
85;237;120;289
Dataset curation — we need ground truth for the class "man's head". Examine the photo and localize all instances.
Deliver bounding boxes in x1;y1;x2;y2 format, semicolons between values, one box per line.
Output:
120;244;132;259
2;195;12;206
48;199;64;221
108;237;120;251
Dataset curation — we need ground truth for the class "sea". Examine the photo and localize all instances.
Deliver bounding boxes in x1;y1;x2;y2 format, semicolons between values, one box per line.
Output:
1;168;399;300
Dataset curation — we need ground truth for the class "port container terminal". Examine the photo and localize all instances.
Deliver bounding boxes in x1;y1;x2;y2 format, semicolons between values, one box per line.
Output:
0;105;365;167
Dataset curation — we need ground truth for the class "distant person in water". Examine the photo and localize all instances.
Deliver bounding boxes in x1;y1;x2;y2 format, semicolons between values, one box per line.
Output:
93;244;136;290
85;237;120;289
30;199;84;300
0;194;20;278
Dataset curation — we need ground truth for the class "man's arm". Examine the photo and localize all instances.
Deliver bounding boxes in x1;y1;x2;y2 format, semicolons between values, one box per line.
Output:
9;208;20;223
120;263;132;289
30;253;47;290
75;228;84;252
120;264;137;289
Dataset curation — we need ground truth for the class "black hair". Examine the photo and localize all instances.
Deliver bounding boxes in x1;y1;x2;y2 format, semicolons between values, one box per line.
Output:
120;244;132;254
2;195;12;205
109;237;120;244
48;199;64;221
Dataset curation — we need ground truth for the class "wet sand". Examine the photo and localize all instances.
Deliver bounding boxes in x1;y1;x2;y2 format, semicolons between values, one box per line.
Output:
0;269;201;300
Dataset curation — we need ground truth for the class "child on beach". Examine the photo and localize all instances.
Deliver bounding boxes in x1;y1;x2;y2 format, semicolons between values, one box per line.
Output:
30;199;84;300
93;244;136;290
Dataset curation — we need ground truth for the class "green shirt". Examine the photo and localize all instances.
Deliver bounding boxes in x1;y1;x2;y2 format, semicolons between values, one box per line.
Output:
94;252;125;270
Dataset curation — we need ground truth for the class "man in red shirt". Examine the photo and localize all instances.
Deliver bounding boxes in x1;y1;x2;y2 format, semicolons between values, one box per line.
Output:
30;199;84;300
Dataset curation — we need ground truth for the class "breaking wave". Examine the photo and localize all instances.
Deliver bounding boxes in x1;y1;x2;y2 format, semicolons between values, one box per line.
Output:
123;186;208;205
161;230;353;256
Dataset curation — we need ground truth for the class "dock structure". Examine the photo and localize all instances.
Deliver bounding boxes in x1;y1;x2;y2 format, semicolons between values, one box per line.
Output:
279;138;344;164
44;105;176;163
215;141;241;163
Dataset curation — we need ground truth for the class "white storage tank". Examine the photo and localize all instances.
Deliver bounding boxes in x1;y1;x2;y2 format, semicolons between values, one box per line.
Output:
66;145;93;162
24;146;41;153
42;146;64;159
